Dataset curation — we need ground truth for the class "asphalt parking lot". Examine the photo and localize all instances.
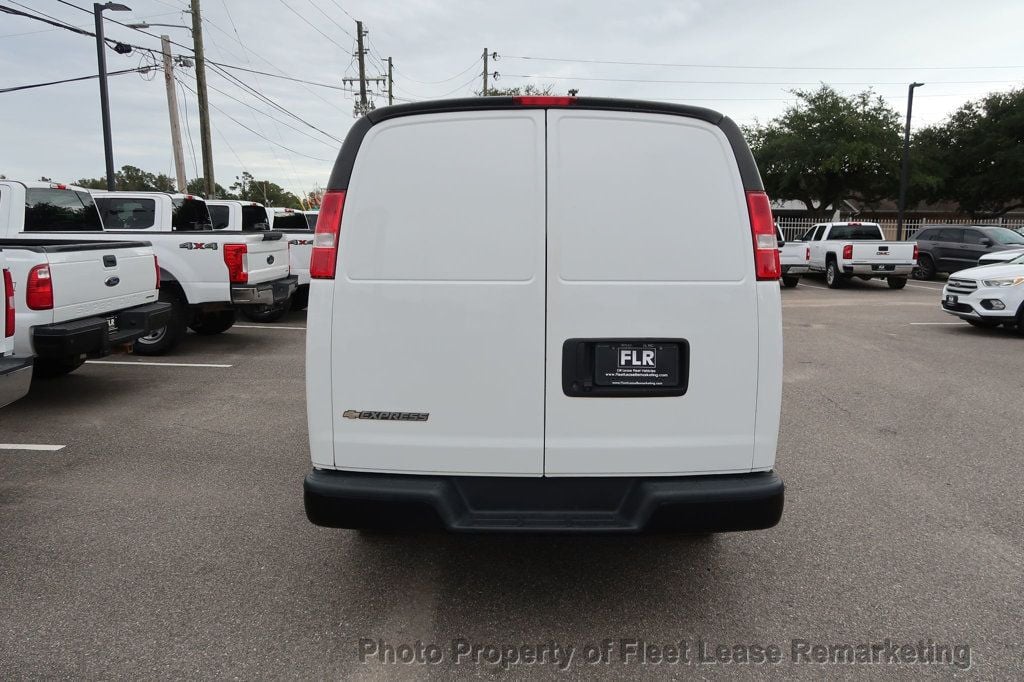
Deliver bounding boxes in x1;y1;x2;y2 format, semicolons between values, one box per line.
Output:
2;278;1022;678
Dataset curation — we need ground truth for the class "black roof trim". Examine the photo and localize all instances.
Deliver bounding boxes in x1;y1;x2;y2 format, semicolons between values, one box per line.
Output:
327;97;763;191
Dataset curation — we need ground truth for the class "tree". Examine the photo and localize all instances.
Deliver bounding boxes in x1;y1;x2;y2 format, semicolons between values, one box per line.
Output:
185;177;232;198
77;165;176;192
228;171;301;208
912;88;1024;217
745;86;903;215
477;83;556;97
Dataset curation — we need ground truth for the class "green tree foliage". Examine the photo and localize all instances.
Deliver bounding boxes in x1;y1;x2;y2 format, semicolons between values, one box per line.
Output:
912;88;1024;217
745;86;902;214
228;172;301;208
478;83;556;97
77;165;176;192
185;177;231;198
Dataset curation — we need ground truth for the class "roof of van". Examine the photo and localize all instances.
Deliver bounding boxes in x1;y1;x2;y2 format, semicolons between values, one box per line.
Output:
326;96;762;193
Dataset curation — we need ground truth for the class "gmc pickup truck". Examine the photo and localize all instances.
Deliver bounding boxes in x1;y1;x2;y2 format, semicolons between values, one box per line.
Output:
1;249;32;405
797;222;917;289
0;183;296;354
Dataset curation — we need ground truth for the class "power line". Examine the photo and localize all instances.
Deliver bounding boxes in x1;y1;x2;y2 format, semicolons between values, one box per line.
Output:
177;78;200;180
503;73;1024;86
53;0;194;53
301;0;355;40
0;66;150;94
274;0;349;52
392;56;482;85
501;54;1024;72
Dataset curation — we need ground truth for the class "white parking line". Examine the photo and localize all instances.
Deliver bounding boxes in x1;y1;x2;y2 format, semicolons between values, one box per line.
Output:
909;322;963;325
0;444;65;451
233;325;307;330
906;284;944;291
794;282;829;290
86;360;232;368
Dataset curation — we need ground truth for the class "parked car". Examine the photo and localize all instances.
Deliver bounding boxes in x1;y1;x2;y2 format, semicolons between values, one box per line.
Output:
0;249;32;406
912;225;1024;279
33;187;298;352
796;222;917;289
941;255;1024;332
778;226;809;288
0;236;169;377
207;200;271;231
264;207;314;314
303;96;784;534
977;247;1024;267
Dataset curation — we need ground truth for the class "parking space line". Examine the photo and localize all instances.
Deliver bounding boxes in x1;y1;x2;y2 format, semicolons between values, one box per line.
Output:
795;282;829;290
233;325;307;330
0;444;66;451
909;322;963;325
86;360;233;368
905;284;943;291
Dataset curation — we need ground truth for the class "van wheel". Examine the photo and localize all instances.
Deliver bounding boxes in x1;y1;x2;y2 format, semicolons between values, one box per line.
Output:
189;309;236;335
913;254;936;280
825;260;844;289
134;292;186;356
886;277;907;290
241;299;291;323
781;276;800;288
33;355;86;378
291;285;309;311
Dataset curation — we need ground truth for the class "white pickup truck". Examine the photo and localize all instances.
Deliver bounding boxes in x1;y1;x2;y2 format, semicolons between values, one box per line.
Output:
1;249;33;405
0;183;297;354
777;226;809;288
797;221;917;289
0;236;169;377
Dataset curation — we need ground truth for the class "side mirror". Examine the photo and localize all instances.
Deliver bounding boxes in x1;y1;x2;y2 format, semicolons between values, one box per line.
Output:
979;237;993;246
777;237;786;247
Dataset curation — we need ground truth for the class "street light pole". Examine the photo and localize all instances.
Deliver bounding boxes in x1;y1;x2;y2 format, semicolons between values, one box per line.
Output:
897;81;924;241
93;2;131;191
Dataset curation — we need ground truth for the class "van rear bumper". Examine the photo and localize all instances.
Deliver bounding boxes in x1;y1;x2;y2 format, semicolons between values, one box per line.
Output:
304;469;784;533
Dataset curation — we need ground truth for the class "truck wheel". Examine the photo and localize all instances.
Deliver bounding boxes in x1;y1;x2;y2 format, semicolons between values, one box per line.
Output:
291;285;309;311
134;292;186;356
189;309;236;335
781;276;800;288
913;254;935;280
886;277;908;290
33;355;86;378
241;299;291;323
825;260;844;289
967;318;1001;329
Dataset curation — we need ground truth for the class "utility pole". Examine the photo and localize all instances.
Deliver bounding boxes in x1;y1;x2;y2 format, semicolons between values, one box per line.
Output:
190;0;215;198
93;2;131;191
482;47;488;96
356;20;367;109
342;22;385;117
160;35;187;192
896;82;925;241
387;56;393;106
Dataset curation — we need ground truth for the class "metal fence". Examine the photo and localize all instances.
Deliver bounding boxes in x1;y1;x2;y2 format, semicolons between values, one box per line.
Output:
775;216;1024;243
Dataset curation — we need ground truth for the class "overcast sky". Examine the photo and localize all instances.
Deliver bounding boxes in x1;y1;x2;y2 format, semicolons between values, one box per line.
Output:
2;0;1023;200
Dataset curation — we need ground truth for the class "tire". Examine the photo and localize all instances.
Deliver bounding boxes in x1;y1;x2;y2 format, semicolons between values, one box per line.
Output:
291;285;309;311
134;291;187;356
825;259;844;289
189;309;236;335
913;254;936;280
33;355;86;378
781;276;800;288
241;298;291;323
967;318;1001;329
886;276;908;290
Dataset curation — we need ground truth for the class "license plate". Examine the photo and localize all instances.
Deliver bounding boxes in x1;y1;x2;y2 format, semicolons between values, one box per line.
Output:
106;316;118;333
594;343;680;387
945;294;958;305
872;264;895;271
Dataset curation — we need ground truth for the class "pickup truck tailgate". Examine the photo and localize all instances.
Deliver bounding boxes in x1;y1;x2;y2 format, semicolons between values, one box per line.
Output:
47;243;159;323
241;232;290;284
850;242;916;263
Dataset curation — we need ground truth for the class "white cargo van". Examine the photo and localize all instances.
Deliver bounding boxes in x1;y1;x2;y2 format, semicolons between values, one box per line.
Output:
304;96;784;533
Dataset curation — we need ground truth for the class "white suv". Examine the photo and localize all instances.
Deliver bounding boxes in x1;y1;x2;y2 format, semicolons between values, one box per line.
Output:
942;255;1024;331
303;96;785;533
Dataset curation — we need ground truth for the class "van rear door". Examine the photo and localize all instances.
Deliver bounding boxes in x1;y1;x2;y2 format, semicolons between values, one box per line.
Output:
328;110;547;475
544;109;759;476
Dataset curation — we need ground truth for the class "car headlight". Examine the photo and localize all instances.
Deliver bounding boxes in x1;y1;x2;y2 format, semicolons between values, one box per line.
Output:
981;276;1024;287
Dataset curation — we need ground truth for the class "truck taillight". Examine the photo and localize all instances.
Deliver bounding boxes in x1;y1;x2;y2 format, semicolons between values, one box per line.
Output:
310;189;346;279
3;269;14;337
745;190;780;281
154;255;161;289
805;246;810;261
913;244;919;261
842;244;853;260
26;264;53;310
223;244;248;284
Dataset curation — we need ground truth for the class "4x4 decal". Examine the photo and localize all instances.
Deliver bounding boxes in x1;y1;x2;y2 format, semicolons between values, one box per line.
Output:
179;242;218;250
289;238;313;246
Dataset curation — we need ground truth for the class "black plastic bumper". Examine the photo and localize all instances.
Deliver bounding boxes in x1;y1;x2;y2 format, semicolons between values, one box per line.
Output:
231;275;298;306
304;469;784;533
32;301;172;359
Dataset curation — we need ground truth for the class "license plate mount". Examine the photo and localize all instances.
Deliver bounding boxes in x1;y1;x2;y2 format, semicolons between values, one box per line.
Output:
562;338;689;398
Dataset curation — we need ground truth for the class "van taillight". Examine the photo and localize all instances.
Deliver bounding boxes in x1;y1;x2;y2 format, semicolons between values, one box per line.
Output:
154;255;161;289
842;244;853;260
913;244;919;261
513;95;576;107
223;244;248;284
310;189;346;279
745;191;780;281
26;264;53;310
3;269;14;337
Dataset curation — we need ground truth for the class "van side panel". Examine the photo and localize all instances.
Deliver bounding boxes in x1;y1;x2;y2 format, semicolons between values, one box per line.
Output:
544;110;758;476
753;282;783;470
328;111;547;475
